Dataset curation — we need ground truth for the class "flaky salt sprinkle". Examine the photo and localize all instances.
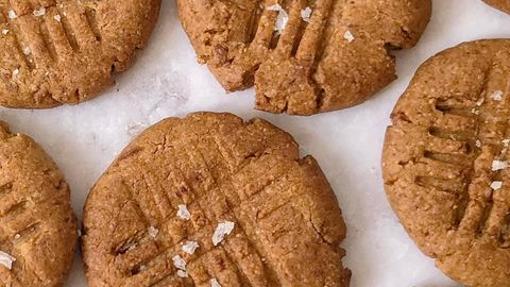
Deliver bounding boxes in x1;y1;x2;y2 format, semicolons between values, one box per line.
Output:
177;204;191;220
343;30;355;43
54;15;62;22
182;240;199;255
12;68;19;80
177;269;188;278
475;97;485;106
212;221;235;246
33;7;46;17
172;255;187;271
503;139;510;147
8;10;17;19
0;251;15;270
491;181;503;191
1;29;8;35
300;7;312;22
491;160;508;171
490;90;504;101
267;4;288;34
210;278;222;287
23;46;31;55
148;226;159;239
475;139;482;148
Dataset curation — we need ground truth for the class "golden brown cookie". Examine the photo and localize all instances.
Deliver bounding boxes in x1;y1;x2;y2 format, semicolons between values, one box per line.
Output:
484;0;510;14
177;0;431;115
0;121;78;286
383;40;510;287
82;112;350;286
0;0;161;109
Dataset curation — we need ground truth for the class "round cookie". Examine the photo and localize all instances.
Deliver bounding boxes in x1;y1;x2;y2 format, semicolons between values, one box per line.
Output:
177;0;431;115
0;122;77;286
382;40;510;286
82;112;350;286
484;0;510;14
0;0;161;108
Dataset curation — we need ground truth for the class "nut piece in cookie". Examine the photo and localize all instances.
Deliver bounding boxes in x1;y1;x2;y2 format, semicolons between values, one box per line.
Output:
177;0;431;115
0;122;77;287
382;40;510;287
82;112;351;286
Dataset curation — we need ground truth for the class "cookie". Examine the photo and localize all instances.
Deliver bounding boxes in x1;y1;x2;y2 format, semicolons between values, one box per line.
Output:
177;0;431;115
382;40;510;286
82;112;350;286
0;122;78;286
484;0;510;14
0;0;161;109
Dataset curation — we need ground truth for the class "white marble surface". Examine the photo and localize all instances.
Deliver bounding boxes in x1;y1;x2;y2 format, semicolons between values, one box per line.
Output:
2;0;510;286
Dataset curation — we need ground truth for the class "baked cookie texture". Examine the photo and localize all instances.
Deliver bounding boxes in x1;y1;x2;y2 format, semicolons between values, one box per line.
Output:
484;0;510;14
177;0;431;115
383;40;510;287
82;112;350;286
0;122;78;286
0;0;161;109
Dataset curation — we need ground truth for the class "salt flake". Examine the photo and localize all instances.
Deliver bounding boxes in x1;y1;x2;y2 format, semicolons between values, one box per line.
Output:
343;30;355;43
23;47;31;55
267;4;288;34
300;7;312;22
1;29;8;35
177;269;188;278
212;221;235;246
172;255;187;271
491;181;503;191
12;68;19;80
0;251;15;270
8;10;17;19
54;15;62;22
490;90;504;101
148;226;159;239
491;160;508;171
182;240;199;255
475;139;482;148
210;278;222;287
177;204;191;220
33;7;46;17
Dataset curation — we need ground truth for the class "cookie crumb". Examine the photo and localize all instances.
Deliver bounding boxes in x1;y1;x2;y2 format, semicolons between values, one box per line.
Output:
177;204;191;220
148;226;159;239
0;251;16;270
33;7;46;17
300;7;312;22
54;15;62;22
8;10;17;19
343;30;355;43
210;278;222;287
491;160;507;171
490;181;503;191
212;221;235;246
490;90;504;101
177;269;188;278
172;255;187;271
267;4;288;34
182;240;199;255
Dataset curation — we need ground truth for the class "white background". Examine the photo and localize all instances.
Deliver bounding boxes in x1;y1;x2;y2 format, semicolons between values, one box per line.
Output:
3;0;510;286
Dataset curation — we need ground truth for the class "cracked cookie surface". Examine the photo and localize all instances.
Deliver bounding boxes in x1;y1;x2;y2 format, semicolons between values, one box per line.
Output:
0;121;77;287
484;0;510;14
0;0;161;108
383;40;510;287
177;0;431;115
82;112;350;287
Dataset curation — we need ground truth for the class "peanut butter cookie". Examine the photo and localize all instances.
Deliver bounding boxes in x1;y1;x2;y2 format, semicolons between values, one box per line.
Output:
0;121;78;286
0;0;161;108
82;112;350;286
177;0;431;115
383;40;510;287
484;0;510;14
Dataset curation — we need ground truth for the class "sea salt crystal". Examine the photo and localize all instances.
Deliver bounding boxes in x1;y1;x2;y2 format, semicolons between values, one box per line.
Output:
343;30;355;43
33;7;46;17
490;90;504;101
300;7;312;22
475;139;482;148
490;181;503;191
267;4;288;34
23;47;31;55
177;269;188;278
172;255;187;271
491;160;507;171
0;251;15;270
12;68;19;80
177;204;191;220
212;221;235;246
210;278;222;287
182;240;199;255
54;15;61;22
8;10;17;19
1;29;8;35
148;226;159;239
